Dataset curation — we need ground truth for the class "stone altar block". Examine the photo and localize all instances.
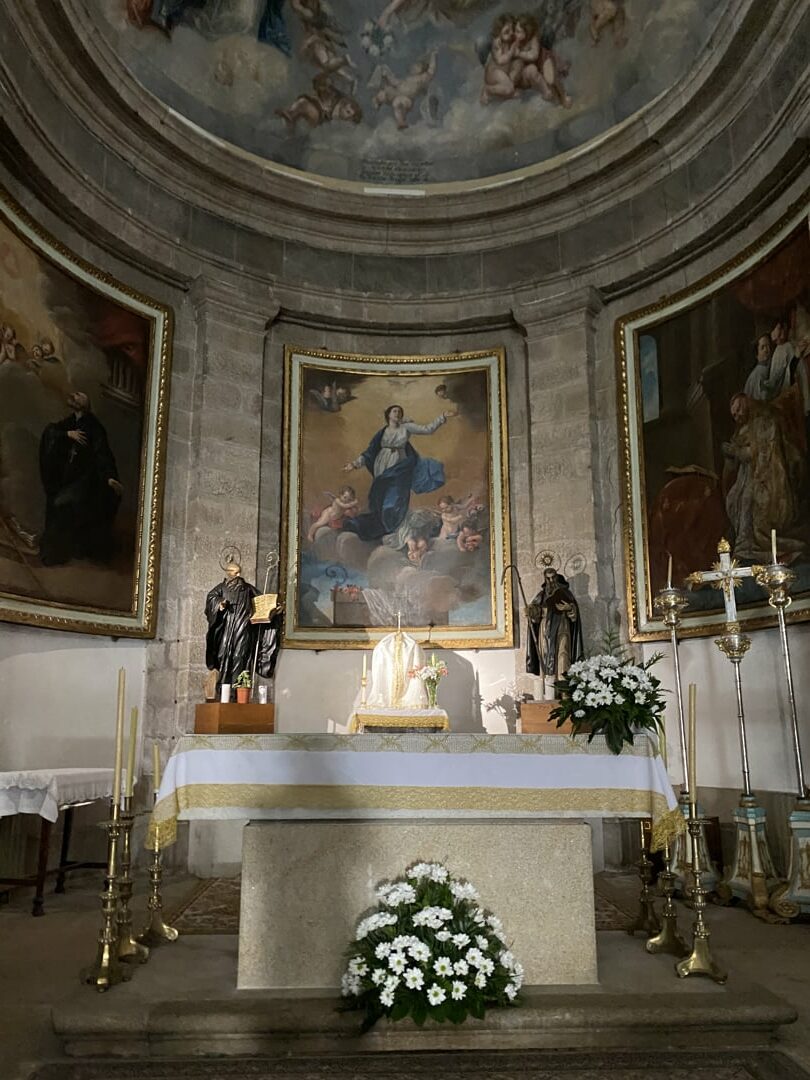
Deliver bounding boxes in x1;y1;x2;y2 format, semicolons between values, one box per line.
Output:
238;818;597;990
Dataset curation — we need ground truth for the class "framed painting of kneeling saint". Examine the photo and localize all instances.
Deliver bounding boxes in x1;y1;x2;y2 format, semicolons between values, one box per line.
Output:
0;189;171;637
281;348;512;649
617;203;810;640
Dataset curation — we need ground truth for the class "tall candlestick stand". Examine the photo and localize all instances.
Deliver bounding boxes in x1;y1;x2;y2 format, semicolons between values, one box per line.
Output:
653;585;719;895
627;818;661;938
116;796;150;964
136;844;178;947
646;837;688;957
714;623;784;922
676;814;727;983
82;799;130;990
360;673;368;708
753;563;810;919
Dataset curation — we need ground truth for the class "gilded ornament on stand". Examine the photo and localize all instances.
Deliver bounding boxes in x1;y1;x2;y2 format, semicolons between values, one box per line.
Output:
116;795;150;965
82;798;131;991
138;744;178;947
676;814;727;984
627;819;662;939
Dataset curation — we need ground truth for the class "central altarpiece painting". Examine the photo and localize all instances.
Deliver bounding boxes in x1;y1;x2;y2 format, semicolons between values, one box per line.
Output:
281;348;511;649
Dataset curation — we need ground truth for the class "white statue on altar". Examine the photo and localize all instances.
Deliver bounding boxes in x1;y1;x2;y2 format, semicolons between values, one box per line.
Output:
366;629;427;709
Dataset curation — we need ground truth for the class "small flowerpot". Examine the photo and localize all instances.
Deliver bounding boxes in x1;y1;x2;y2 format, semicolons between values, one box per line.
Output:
426;682;438;709
236;686;250;704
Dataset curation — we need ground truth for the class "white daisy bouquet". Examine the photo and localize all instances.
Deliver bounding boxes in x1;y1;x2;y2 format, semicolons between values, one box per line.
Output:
551;652;665;755
341;862;523;1030
408;654;448;708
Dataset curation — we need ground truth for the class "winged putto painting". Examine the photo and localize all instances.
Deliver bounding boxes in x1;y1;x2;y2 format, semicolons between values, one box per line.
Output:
97;0;725;183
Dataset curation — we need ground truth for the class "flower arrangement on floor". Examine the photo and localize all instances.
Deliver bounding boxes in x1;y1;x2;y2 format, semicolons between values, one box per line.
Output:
408;653;448;708
340;862;523;1030
551;651;666;755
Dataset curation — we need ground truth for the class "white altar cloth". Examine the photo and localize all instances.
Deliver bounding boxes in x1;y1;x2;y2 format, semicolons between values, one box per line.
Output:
0;768;114;823
149;733;678;849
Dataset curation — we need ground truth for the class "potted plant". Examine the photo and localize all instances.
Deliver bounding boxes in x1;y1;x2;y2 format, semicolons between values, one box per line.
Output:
551;649;665;755
234;670;252;704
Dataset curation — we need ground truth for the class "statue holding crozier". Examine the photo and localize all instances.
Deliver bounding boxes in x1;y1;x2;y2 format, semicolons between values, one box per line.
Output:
204;546;282;700
526;553;584;698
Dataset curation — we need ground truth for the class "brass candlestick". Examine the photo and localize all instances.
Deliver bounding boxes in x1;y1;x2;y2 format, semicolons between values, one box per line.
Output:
646;838;688;957
628;818;661;938
753;562;810;919
136;845;178;947
116;796;149;964
360;673;368;708
676;814;726;983
654;585;720;895
82;800;130;991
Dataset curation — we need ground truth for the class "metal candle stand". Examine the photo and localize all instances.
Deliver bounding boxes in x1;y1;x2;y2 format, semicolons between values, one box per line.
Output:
137;834;178;948
627;819;661;938
116;796;150;964
753;563;810;919
676;813;727;984
713;624;783;922
653;585;719;895
646;836;688;958
82;799;131;991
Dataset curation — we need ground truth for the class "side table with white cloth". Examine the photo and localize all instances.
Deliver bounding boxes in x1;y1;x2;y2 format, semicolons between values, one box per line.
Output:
0;768;113;915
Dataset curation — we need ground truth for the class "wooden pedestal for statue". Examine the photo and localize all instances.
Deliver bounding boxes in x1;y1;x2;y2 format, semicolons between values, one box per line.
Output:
519;701;573;734
194;703;275;734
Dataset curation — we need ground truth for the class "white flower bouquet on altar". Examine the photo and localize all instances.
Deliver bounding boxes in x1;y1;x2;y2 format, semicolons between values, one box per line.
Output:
408;654;448;708
340;862;523;1030
551;652;666;755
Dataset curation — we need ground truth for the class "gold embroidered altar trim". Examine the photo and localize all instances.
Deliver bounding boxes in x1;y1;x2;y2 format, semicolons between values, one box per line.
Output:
349;711;450;733
650;805;686;853
147;782;672;851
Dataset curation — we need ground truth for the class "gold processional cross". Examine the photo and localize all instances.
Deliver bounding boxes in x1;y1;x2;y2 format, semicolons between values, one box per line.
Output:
685;538;758;627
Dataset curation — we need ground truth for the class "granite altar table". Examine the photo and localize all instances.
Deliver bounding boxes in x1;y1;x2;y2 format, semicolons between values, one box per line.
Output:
149;732;677;991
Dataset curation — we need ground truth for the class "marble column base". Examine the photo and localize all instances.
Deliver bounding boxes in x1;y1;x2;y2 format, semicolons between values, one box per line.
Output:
238;819;598;990
769;798;810;919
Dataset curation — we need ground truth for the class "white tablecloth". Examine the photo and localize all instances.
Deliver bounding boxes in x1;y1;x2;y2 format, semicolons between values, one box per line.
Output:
149;733;679;850
0;768;114;823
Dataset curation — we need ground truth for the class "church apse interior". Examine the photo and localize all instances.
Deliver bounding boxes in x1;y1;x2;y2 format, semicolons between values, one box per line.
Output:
0;0;809;1077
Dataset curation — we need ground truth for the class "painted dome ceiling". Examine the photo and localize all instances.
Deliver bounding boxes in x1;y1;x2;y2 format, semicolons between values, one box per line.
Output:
96;0;725;185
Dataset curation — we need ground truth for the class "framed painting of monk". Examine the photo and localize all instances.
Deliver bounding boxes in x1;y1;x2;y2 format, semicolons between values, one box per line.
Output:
617;204;810;640
0;189;171;637
281;348;512;648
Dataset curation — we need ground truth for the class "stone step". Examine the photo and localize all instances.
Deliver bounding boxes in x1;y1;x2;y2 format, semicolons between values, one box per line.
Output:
54;985;797;1059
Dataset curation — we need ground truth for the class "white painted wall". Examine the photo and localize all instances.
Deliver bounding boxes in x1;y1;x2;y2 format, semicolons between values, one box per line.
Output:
648;622;810;797
0;623;146;774
274;646;521;734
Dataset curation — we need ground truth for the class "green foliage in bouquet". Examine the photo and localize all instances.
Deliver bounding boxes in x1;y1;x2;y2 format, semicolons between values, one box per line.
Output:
340;862;523;1031
550;650;666;755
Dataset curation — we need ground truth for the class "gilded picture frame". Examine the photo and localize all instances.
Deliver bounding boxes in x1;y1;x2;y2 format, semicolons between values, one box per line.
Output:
0;188;171;638
617;201;810;640
281;347;512;649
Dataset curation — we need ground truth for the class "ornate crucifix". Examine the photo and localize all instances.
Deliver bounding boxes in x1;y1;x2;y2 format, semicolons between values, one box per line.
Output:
685;538;756;626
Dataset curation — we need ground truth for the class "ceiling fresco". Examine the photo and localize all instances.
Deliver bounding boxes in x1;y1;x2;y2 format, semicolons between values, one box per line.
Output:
97;0;726;184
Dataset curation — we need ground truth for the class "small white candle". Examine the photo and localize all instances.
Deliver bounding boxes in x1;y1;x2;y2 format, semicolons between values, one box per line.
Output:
362;653;367;679
220;683;231;704
112;668;125;806
771;529;778;566
152;741;161;795
124;706;138;798
666;553;673;590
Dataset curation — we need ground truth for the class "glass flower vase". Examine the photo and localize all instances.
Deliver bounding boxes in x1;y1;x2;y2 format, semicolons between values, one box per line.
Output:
425;681;438;708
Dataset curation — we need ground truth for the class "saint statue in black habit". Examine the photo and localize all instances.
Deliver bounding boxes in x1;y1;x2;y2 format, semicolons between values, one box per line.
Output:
205;553;283;696
526;564;584;683
39;391;122;566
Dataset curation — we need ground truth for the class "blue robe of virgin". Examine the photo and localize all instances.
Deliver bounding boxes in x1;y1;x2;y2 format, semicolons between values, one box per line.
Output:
344;428;445;542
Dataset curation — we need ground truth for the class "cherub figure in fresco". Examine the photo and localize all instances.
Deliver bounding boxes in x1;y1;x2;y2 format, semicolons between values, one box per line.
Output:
519;13;572;107
369;50;439;129
307;485;360;542
375;0;497;31
291;0;358;92
589;0;627;47
276;73;363;130
406;535;430;563
456;522;483;552
480;14;519;104
434;383;459;417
